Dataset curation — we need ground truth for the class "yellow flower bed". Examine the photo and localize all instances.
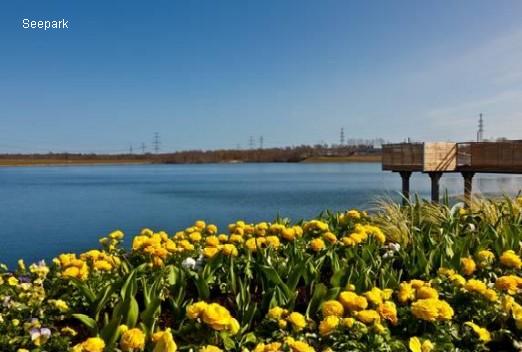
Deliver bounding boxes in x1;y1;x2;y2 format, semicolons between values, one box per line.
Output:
1;198;522;351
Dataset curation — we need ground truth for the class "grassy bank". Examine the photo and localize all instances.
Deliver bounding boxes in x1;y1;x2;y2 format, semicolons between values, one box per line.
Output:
1;197;521;351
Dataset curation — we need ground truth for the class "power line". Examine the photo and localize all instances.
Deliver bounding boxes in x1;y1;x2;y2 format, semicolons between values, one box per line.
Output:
259;136;264;149
141;143;146;154
153;132;161;154
340;127;345;145
248;136;255;149
129;145;133;154
477;113;484;142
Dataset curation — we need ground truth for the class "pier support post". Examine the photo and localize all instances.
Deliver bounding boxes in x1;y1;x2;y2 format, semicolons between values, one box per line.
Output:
428;172;442;203
399;171;412;205
462;171;475;204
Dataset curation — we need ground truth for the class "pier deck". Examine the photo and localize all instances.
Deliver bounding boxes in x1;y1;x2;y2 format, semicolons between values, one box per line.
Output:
382;141;522;203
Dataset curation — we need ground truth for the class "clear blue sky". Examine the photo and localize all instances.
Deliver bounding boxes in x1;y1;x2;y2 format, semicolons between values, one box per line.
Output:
1;1;522;153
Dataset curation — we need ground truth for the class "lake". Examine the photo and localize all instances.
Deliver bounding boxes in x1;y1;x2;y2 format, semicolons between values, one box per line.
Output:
1;163;521;267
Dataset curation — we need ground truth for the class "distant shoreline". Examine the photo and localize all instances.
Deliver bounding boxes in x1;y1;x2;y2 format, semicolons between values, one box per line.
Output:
0;154;381;167
301;155;381;163
0;159;153;167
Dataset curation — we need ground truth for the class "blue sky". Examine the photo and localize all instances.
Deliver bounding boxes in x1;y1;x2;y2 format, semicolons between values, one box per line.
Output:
1;1;522;153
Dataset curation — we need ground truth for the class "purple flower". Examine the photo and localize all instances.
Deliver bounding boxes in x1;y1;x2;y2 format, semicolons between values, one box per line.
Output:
18;275;31;283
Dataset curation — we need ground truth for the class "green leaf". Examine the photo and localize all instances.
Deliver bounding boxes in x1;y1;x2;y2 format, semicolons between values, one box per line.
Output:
72;313;98;334
141;297;162;334
125;296;139;328
306;283;327;317
220;332;236;351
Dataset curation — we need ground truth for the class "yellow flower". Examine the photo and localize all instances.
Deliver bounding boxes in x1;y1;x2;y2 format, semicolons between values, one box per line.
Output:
483;289;498;302
346;209;361;219
410;279;425;289
339;291;368;311
476;249;495;265
356;309;380;324
205;236;220;247
282;227;296;241
322;300;344;317
206;224;218;235
8;276;19;286
363;287;383;306
229;234;244;243
465;321;491;343
465;279;486;294
421;340;434;352
152;329;177;352
60;327;77;336
363;225;386;244
409;337;422;352
310;238;326;252
50;299;69;312
265;236;281;248
201;303;234;331
436;299;454;320
416;286;439;300
501;295;516;313
438;267;455;276
189;232;202;242
199;346;223;352
382;288;393;300
409;337;434;352
108;230;124;240
460;257;476;276
187;301;209;319
449;273;466;286
496;275;522;294
221;244;238;257
373;322;386;334
74;337;106;352
268;306;286;320
120;328;145;351
398;283;415;303
342;317;355;328
254;342;283;352
195;220;206;229
411;299;453;321
318;316;339;336
341;237;355;246
245;238;258;252
500;250;522;269
202;247;220;258
229;318;240;335
323;232;337;244
287;312;307;331
93;260;113;271
18;259;26;271
377;301;398;325
288;340;315;352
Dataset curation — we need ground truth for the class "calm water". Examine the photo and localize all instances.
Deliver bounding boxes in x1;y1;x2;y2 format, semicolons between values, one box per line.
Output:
1;163;521;267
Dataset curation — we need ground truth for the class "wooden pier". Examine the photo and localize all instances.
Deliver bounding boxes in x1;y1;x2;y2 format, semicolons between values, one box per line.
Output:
382;141;522;203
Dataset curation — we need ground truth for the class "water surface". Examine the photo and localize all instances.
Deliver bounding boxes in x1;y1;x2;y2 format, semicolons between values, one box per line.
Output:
1;163;521;266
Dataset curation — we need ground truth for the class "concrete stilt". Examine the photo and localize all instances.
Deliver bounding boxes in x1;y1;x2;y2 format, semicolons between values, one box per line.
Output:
399;171;412;205
462;171;475;204
428;172;442;203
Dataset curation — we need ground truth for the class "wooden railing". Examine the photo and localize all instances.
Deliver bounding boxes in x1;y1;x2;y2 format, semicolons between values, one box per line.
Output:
382;143;423;171
457;141;522;172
